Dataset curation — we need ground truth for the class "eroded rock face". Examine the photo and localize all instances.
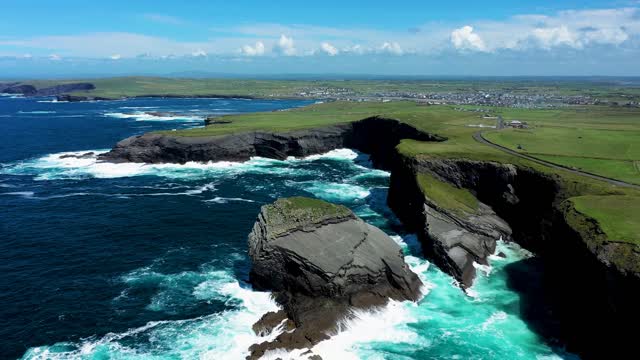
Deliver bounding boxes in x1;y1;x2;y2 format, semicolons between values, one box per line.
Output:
98;116;444;165
423;201;511;287
99;126;352;164
246;197;422;359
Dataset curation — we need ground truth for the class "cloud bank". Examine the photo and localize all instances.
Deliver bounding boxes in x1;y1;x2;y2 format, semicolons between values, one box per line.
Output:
0;6;639;73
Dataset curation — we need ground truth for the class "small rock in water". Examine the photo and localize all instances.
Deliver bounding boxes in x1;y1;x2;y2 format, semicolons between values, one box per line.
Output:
59;152;95;159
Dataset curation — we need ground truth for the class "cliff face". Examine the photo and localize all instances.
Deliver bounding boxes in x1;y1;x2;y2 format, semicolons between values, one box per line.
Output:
246;197;422;359
98;116;445;164
0;82;95;97
387;155;640;359
100;116;638;358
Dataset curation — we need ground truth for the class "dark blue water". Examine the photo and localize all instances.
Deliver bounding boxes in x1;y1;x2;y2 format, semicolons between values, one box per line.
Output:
0;95;575;360
0;96;321;358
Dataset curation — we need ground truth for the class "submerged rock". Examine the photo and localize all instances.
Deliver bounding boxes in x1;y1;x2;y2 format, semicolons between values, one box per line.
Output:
246;197;422;358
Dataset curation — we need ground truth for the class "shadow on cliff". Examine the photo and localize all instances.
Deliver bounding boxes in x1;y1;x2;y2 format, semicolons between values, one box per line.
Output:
503;257;580;359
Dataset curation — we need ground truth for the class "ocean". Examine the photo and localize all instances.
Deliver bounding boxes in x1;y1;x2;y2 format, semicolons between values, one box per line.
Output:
0;95;577;359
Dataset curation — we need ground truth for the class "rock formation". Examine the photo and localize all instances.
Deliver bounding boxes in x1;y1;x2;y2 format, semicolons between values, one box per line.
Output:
98;116;443;165
246;197;422;359
100;114;640;359
0;82;95;97
387;155;640;358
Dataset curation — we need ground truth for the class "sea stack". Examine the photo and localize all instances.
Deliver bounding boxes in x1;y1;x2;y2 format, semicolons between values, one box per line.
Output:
246;197;422;359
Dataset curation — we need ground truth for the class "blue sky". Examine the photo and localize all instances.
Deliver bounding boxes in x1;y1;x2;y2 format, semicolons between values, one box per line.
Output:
1;0;640;77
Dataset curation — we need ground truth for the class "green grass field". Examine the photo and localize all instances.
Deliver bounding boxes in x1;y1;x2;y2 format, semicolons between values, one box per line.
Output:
571;195;640;245
10;76;640;103
484;108;640;184
417;173;479;216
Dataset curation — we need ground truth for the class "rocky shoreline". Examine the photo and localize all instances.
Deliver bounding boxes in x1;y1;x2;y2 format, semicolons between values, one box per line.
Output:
97;116;443;166
98;116;639;359
0;82;96;97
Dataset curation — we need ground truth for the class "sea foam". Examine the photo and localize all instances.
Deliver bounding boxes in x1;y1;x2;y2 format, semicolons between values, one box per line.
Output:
0;148;371;181
104;112;203;122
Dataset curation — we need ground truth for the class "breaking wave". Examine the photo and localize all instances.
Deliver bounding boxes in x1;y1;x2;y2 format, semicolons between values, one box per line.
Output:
104;112;203;122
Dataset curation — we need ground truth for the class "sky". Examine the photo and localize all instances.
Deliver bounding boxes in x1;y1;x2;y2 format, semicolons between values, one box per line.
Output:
1;0;640;77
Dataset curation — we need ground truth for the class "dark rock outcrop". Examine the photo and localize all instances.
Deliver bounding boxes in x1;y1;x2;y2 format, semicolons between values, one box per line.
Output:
35;83;95;96
1;84;37;95
246;197;422;359
98;116;443;164
56;94;111;102
387;154;640;359
0;82;95;97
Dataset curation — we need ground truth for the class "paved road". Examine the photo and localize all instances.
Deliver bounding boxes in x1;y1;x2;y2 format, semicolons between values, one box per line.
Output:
473;131;640;190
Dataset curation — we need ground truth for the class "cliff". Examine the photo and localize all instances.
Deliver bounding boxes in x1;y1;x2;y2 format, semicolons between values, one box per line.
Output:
387;154;640;358
99;115;639;359
246;197;422;359
98;116;443;166
0;82;95;97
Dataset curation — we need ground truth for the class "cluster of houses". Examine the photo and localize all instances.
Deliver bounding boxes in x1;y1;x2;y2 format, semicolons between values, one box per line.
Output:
507;120;528;128
495;116;529;129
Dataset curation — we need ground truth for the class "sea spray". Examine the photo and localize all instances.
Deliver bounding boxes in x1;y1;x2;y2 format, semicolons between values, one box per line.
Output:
104;112;204;122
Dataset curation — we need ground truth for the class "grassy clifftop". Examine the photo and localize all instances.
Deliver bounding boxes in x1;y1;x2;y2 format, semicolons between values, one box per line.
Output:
168;101;640;252
12;76;640;102
262;197;354;238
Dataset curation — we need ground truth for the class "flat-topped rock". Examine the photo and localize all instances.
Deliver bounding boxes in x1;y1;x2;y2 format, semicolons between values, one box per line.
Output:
246;197;422;359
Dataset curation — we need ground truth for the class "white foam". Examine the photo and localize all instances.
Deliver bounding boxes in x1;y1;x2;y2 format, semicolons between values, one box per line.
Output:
204;197;255;204
302;181;371;202
309;301;421;360
18;111;56;114
303;148;359;161
0;149;328;180
119;106;159;110
481;311;508;331
104;112;203;122
1;93;23;98
37;99;68;103
24;267;281;360
473;261;493;277
1;191;34;198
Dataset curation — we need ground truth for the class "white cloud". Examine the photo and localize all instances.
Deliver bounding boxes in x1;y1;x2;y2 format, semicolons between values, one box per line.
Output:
191;49;207;57
1;7;638;60
451;26;488;51
320;42;338;56
343;44;365;54
240;41;265;56
380;42;403;55
49;54;61;61
274;35;296;56
110;54;122;60
581;27;629;46
532;26;579;48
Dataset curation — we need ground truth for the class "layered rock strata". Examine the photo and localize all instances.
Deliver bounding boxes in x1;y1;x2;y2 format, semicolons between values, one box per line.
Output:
246;197;422;359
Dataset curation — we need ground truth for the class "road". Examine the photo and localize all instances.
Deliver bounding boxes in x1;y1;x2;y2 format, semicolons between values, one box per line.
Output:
473;131;640;190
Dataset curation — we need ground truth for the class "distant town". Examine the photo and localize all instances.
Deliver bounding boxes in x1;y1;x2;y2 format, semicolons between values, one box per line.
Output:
293;86;640;108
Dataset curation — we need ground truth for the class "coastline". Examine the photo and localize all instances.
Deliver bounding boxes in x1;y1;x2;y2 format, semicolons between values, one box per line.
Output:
98;109;639;359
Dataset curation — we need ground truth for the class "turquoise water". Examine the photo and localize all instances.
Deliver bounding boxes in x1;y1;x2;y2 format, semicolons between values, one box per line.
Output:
0;96;576;359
